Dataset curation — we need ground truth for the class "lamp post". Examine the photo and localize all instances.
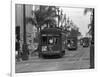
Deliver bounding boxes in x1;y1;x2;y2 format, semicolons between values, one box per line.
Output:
21;4;29;60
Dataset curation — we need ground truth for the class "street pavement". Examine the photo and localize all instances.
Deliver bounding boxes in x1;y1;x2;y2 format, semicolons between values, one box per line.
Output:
15;45;90;73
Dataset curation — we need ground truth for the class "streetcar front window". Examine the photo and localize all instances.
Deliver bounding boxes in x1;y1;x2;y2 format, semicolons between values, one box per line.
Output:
41;36;47;45
67;39;75;44
41;34;60;45
67;40;71;43
48;36;59;45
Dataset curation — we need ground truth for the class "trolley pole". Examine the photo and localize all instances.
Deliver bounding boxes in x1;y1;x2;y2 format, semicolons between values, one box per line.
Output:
21;4;29;60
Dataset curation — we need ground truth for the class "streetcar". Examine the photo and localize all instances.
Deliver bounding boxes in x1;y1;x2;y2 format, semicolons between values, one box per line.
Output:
38;28;66;58
66;36;78;50
82;37;90;47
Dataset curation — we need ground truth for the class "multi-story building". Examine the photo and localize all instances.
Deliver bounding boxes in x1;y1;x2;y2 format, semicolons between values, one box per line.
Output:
15;4;37;53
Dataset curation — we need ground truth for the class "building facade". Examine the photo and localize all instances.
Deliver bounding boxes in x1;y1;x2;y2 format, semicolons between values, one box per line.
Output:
15;4;37;53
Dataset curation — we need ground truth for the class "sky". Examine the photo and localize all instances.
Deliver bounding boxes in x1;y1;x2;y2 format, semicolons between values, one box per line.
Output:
60;7;91;36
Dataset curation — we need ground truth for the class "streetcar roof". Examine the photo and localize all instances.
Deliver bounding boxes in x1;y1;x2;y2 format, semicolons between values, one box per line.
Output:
42;34;60;36
40;28;62;34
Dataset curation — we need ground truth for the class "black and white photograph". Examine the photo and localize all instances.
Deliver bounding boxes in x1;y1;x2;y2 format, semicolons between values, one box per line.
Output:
15;4;94;73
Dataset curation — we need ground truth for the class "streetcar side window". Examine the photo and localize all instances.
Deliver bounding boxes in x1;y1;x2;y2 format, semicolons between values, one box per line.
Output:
67;40;71;43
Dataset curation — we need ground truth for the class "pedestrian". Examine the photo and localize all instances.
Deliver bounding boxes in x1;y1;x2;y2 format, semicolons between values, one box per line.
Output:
16;40;20;62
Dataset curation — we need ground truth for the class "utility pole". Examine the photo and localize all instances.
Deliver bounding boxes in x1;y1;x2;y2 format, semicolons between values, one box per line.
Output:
90;8;94;69
92;8;94;43
21;4;29;60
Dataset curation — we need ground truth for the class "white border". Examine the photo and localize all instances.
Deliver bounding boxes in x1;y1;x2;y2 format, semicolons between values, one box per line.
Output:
11;0;97;77
11;1;15;77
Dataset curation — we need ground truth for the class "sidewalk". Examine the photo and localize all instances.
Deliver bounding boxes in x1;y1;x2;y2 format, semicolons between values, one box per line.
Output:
16;55;39;64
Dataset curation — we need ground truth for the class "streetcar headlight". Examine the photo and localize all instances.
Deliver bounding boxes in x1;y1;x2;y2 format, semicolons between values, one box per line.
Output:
67;44;71;47
42;46;47;51
83;43;85;45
